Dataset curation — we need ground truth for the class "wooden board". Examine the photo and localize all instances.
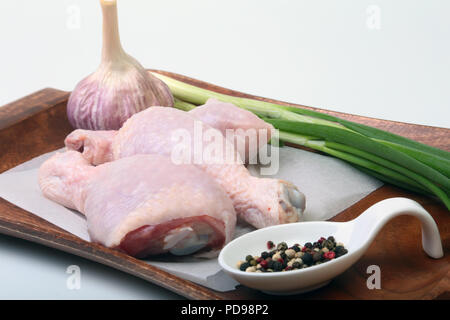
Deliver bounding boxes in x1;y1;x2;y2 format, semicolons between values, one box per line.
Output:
0;70;448;300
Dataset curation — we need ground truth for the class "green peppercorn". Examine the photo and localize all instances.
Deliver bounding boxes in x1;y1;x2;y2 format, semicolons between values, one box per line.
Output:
313;252;322;262
323;240;334;250
277;242;288;251
237;236;346;272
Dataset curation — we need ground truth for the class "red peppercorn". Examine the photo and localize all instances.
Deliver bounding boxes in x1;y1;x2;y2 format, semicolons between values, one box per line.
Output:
324;251;336;260
256;257;262;263
267;241;274;250
284;266;292;271
277;258;284;264
260;260;268;269
302;246;307;252
318;237;326;243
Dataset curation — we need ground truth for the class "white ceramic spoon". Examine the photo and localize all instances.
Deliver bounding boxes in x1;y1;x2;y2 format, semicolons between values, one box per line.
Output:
218;197;444;295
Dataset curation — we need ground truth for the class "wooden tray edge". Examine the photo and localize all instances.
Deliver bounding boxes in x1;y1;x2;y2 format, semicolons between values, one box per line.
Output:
0;73;448;300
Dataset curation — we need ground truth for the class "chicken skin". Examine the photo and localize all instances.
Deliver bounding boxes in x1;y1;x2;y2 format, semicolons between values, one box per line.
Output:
65;107;306;229
39;151;236;257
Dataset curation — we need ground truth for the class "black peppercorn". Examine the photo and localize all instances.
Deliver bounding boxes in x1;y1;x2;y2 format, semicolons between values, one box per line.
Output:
334;245;344;253
335;248;348;257
272;261;283;271
239;262;250;271
237;237;347;273
302;252;313;265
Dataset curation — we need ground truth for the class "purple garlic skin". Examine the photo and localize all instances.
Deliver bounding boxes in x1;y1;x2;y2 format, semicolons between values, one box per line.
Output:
67;58;174;130
67;0;174;130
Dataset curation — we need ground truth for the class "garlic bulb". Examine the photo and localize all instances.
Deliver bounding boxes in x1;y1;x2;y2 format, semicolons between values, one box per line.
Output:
67;0;173;130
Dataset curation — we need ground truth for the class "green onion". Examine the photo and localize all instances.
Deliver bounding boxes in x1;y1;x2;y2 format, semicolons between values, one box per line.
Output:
278;131;442;201
372;139;450;178
268;119;450;190
352;165;432;197
152;72;450;210
173;97;196;111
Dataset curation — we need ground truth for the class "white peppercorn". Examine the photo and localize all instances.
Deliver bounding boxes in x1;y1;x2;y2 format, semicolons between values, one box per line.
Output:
272;252;282;261
285;249;296;259
245;266;256;272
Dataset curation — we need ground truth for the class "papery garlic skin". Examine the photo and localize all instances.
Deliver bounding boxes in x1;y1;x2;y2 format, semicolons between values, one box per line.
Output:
67;58;174;130
67;0;173;130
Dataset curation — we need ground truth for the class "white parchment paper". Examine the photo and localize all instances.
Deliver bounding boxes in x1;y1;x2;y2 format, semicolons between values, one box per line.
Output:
0;147;382;291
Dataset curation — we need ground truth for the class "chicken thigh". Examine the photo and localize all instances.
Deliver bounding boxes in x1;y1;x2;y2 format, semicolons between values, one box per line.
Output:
65;107;305;229
39;151;236;257
189;98;275;163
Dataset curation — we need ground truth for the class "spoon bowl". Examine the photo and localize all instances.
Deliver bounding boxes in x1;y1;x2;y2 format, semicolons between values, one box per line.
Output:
218;198;443;295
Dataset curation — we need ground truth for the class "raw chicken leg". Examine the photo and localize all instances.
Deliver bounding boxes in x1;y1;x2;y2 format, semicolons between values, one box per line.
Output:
65;129;117;165
65;107;306;229
39;151;236;257
65;99;274;165
189;98;275;163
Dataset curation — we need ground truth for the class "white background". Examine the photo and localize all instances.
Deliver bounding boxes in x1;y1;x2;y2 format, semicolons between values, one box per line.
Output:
0;0;449;127
0;0;448;299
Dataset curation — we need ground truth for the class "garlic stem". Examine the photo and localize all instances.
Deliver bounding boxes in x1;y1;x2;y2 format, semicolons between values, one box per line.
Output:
100;0;125;63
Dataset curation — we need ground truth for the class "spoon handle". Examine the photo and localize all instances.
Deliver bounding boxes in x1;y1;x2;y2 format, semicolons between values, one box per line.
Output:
352;197;443;259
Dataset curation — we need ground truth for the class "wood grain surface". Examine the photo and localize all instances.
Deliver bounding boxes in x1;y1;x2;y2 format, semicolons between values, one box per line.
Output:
0;71;448;300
